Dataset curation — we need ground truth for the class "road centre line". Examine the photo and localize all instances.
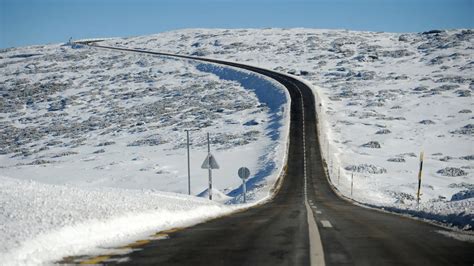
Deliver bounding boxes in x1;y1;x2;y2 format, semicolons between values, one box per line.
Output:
321;220;333;228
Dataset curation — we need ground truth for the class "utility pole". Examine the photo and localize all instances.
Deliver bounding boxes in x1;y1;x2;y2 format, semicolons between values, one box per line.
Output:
207;133;212;200
185;129;191;195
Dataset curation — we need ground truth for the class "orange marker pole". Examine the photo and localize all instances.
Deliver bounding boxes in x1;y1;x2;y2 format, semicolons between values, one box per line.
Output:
416;151;424;204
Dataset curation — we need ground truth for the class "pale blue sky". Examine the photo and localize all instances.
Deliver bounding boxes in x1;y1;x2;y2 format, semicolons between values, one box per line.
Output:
1;0;473;48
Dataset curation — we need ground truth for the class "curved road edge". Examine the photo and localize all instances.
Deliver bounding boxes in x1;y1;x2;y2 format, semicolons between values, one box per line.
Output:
75;43;326;265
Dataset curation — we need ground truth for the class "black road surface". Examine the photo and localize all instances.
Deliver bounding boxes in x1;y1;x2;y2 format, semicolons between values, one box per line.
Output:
70;44;473;266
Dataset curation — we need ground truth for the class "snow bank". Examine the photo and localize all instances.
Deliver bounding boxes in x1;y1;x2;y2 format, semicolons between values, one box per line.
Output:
0;176;236;265
0;39;291;263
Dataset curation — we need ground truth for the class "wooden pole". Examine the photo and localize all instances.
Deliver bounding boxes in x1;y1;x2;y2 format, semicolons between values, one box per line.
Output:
351;172;354;196
416;151;424;204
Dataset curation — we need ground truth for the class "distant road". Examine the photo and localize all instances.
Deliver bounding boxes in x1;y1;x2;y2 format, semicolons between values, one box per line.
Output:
70;44;474;265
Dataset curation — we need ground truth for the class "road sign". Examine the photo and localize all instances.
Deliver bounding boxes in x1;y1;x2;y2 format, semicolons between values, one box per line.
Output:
238;167;250;203
201;153;219;169
238;167;250;180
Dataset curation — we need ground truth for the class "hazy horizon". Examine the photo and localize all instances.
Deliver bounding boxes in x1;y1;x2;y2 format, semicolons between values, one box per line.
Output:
1;0;473;48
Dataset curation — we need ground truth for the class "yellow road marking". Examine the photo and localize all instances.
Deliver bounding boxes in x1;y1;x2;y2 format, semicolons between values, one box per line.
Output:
76;228;181;263
153;233;169;238
161;227;182;234
80;255;110;264
124;240;150;248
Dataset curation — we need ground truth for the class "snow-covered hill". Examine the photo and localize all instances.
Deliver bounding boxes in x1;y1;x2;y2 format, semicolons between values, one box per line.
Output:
0;28;472;264
0;38;289;264
102;28;473;228
0;44;288;196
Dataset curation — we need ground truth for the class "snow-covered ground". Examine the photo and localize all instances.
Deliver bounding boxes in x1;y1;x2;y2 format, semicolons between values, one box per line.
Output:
0;40;289;264
0;28;473;264
0;44;289;197
103;28;473;229
0;176;238;265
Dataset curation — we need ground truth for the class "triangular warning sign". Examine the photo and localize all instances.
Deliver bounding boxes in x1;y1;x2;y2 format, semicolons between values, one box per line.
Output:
201;153;220;169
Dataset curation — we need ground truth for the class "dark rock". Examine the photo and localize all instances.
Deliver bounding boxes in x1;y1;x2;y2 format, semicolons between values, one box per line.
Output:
437;167;467;177
244;120;259;126
387;157;405;162
376;129;391;134
361;141;381;148
419;120;435;125
451;124;474;135
451;190;474;201
422;30;444;35
460;155;474;160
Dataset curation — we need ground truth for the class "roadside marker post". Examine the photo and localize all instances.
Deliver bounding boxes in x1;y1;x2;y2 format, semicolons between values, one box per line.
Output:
201;133;219;200
238;167;250;203
416;151;424;204
185;130;191;195
338;167;340;186
330;159;333;176
351;172;354;196
185;129;198;195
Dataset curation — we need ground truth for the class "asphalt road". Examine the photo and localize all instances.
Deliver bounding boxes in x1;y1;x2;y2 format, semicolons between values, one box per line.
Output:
69;44;473;265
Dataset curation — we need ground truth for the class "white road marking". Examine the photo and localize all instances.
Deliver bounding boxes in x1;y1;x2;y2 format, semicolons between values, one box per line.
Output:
283;77;325;266
316;211;322;214
321;220;333;228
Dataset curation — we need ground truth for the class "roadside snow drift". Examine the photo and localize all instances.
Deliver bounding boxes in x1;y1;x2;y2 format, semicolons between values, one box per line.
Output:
0;176;236;265
0;36;289;264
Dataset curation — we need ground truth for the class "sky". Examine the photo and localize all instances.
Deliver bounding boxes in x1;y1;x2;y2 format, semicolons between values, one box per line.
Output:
0;0;473;48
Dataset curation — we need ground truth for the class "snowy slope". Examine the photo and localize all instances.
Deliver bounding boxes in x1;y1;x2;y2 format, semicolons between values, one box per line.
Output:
0;27;472;265
0;44;289;197
0;176;237;265
0;41;289;264
102;28;473;228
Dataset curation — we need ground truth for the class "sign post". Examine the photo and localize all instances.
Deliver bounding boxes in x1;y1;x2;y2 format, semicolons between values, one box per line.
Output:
416;151;424;204
238;167;250;203
201;133;219;200
185;130;191;195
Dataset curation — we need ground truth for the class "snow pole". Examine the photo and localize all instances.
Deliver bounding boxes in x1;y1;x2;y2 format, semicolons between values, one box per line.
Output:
416;151;424;204
186;130;191;195
351;172;354;196
208;133;212;201
338;167;340;186
242;178;247;203
200;135;219;201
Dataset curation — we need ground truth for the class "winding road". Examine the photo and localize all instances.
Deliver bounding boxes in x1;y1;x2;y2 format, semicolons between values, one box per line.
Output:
66;44;474;265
